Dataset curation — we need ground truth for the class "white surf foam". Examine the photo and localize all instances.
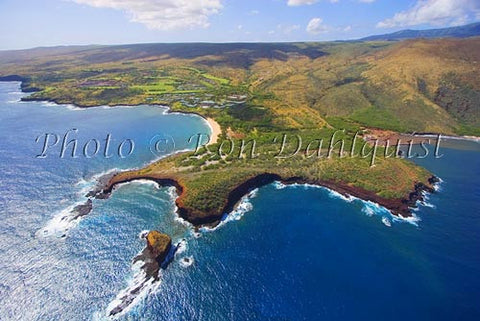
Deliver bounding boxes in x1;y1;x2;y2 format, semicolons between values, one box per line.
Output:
65;104;85;111
411;187;438;211
391;213;421;227
360;201;390;216
327;189;356;203
173;213;192;227
433;177;444;192
358;200;420;227
273;181;355;203
418;192;436;209
421;201;436;209
167;187;194;228
166;186;177;200
100;235;189;319
75;178;95;196
112;180;163;195
138;230;150;240
36;201;88;238
40;101;57;107
273;181;287;190
75;168;121;195
103;260;162;319
8;91;24;95
175;239;188;256
199;188;258;233
179;256;195;268
271;181;404;226
361;204;376;217
287;182;322;190
38;169;123;238
129;179;161;189
382;216;392;227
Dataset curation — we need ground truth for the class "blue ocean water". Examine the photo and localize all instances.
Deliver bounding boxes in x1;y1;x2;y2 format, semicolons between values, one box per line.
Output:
0;81;479;320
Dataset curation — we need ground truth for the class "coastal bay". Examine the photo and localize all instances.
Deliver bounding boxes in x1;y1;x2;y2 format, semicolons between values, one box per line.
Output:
0;82;208;319
1;35;479;320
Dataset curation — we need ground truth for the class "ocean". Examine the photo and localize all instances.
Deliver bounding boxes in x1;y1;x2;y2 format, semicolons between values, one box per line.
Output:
0;81;479;320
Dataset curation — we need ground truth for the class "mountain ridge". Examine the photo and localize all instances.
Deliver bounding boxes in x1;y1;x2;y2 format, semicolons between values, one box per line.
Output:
361;22;480;41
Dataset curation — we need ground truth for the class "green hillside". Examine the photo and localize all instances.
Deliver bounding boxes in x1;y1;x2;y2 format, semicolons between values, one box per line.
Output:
4;37;476;223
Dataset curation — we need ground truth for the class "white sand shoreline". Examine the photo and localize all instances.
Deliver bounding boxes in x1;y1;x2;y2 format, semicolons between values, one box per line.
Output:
206;117;221;145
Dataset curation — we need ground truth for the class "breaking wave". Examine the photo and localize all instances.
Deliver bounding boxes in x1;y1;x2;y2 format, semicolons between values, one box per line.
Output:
433;177;444;192
272;182;424;227
36;200;91;238
179;256;195;268
199;188;258;233
101;260;162;319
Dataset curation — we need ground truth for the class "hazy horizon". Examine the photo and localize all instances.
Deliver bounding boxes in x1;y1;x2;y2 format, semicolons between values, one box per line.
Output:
1;0;479;50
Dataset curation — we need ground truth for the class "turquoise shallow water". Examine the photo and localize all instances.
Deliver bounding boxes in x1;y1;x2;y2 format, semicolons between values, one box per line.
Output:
0;81;479;320
0;82;206;320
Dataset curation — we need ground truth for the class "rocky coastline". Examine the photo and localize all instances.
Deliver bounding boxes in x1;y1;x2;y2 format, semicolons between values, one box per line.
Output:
0;77;441;226
108;231;175;317
133;231;174;281
94;172;439;228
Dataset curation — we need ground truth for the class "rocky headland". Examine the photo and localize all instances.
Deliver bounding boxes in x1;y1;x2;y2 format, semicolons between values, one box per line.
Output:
94;172;439;228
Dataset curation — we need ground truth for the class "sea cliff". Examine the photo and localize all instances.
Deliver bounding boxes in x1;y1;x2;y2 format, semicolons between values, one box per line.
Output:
94;172;438;227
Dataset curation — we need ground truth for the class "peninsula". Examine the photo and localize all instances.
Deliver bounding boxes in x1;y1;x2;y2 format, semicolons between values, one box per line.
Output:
2;38;478;225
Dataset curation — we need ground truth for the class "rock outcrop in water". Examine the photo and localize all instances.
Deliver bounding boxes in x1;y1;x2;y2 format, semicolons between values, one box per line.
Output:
146;231;172;266
71;199;93;219
134;231;173;281
108;231;174;317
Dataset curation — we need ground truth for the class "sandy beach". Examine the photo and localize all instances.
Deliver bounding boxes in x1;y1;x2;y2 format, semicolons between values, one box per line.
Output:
206;117;221;145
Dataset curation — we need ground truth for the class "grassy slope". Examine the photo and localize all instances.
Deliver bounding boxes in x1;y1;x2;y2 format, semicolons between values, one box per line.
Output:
2;39;476;223
1;39;478;133
109;138;432;224
360;38;480;134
